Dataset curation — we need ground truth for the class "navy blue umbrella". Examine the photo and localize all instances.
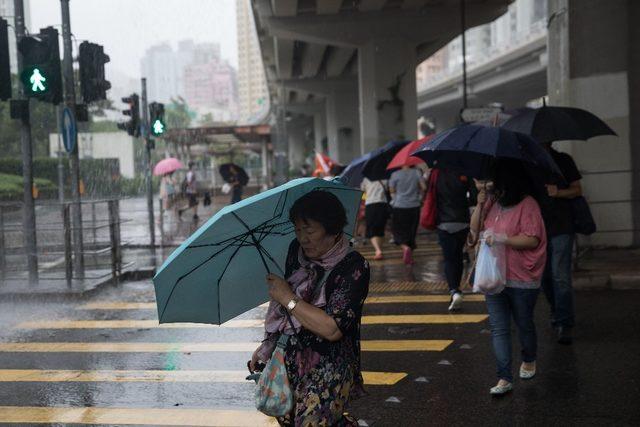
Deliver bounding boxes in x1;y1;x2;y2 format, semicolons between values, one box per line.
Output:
411;124;561;179
339;140;409;187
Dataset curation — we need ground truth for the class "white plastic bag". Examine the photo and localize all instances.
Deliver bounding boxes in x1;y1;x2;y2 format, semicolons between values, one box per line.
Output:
473;237;506;295
221;183;232;194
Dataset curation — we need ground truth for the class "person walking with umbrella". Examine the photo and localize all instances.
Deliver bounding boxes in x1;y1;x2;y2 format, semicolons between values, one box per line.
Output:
435;169;476;311
249;190;370;426
179;161;199;221
502;104;616;345
154;158;184;224
470;160;547;395
388;165;426;265
360;177;390;260
229;164;244;204
540;142;583;344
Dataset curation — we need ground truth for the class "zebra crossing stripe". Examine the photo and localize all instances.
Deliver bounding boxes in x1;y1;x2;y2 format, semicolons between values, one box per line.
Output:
15;314;486;330
0;340;452;353
0;369;407;385
0;406;277;426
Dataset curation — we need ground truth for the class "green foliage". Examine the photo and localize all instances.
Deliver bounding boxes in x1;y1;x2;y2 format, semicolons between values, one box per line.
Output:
165;96;193;129
0;157;120;198
0;173;57;200
198;112;215;126
116;175;160;197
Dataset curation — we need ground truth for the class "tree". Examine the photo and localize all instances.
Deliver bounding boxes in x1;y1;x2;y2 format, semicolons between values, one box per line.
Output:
198;112;215;127
165;96;193;129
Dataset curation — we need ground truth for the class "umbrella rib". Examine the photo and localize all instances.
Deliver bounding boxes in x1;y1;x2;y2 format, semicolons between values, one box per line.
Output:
231;212;271;274
213;232;254;324
159;232;252;322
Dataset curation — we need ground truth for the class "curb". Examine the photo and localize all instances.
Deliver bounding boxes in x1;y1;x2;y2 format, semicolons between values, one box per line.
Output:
0;267;156;302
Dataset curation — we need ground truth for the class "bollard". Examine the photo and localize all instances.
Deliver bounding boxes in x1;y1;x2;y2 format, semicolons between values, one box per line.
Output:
0;206;5;283
108;201;118;285
62;204;72;288
159;197;165;246
91;201;97;267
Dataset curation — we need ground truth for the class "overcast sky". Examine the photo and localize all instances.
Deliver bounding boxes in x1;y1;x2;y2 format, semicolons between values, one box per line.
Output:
28;0;238;78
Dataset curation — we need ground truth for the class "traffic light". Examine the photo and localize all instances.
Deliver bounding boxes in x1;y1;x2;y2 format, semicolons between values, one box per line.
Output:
0;18;11;101
17;26;63;104
149;102;165;136
78;41;111;103
117;94;140;137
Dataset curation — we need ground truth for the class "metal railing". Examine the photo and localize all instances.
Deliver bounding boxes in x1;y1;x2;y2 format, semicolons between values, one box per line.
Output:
0;197;130;288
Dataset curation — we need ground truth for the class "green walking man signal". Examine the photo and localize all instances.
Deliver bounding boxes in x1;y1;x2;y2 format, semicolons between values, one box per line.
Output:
29;68;47;92
149;102;166;136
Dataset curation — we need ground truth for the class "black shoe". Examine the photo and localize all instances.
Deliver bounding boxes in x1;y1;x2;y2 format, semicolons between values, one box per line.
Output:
556;326;573;345
193;214;199;221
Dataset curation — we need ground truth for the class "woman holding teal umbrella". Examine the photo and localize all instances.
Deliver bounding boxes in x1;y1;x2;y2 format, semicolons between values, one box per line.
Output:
250;190;370;426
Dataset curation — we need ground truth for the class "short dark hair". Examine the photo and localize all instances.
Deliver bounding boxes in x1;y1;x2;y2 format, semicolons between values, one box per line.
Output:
289;190;347;236
493;159;535;207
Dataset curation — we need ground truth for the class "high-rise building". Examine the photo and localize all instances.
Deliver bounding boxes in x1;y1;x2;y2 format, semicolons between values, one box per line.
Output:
141;40;238;123
236;0;269;124
1;0;31;73
141;43;182;103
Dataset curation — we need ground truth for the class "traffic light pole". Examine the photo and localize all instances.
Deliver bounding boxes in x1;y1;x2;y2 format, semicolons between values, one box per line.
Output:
141;78;155;248
13;0;38;284
60;0;84;278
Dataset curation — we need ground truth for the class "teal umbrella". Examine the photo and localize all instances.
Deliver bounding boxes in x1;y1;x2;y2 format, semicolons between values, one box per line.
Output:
153;177;362;325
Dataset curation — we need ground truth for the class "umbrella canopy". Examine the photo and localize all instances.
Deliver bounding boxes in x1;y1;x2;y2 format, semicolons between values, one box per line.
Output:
153;177;362;325
360;140;410;181
338;140;409;187
219;163;249;186
153;158;183;176
502;105;617;143
386;136;433;171
411;124;561;179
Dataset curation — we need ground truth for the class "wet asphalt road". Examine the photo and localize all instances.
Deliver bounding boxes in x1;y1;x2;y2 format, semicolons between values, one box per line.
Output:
0;236;639;426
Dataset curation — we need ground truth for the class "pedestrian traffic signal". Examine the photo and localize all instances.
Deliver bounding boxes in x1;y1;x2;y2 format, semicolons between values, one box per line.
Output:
0;18;11;101
78;41;111;103
117;94;140;137
17;27;63;104
149;102;165;136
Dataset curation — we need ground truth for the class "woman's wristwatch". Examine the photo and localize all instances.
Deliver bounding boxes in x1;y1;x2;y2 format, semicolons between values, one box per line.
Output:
286;297;300;312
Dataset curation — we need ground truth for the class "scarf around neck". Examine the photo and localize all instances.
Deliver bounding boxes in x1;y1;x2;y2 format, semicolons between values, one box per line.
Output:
263;235;352;336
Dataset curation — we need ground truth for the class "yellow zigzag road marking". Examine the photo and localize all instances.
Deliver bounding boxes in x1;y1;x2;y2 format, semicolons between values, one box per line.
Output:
0;369;407;386
0;406;277;426
78;295;484;310
15;314;486;329
0;340;452;353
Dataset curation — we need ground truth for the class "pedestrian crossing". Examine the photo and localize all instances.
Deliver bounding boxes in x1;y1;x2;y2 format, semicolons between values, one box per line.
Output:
0;265;489;426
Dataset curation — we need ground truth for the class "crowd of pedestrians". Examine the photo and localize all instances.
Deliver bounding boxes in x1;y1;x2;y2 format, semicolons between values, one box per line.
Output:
356;143;584;396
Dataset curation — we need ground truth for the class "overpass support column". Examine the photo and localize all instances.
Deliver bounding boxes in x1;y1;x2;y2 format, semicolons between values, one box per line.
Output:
313;111;327;154
358;38;417;153
326;86;360;164
287;116;314;174
548;0;640;246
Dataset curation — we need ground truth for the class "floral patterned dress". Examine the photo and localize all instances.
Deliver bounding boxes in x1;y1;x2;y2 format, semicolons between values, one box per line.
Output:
271;239;370;426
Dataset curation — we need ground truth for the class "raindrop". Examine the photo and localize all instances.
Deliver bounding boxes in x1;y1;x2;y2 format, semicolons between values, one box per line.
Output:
459;344;472;350
438;359;452;366
385;396;402;403
415;376;430;383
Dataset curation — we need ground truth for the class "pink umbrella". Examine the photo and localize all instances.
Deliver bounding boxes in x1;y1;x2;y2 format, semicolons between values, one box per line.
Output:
153;158;184;176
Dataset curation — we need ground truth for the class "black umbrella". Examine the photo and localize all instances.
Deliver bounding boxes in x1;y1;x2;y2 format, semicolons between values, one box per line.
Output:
219;163;249;186
361;140;410;181
502;103;617;143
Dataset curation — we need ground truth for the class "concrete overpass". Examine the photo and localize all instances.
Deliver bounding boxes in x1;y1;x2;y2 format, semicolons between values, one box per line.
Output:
251;0;512;181
417;27;547;130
